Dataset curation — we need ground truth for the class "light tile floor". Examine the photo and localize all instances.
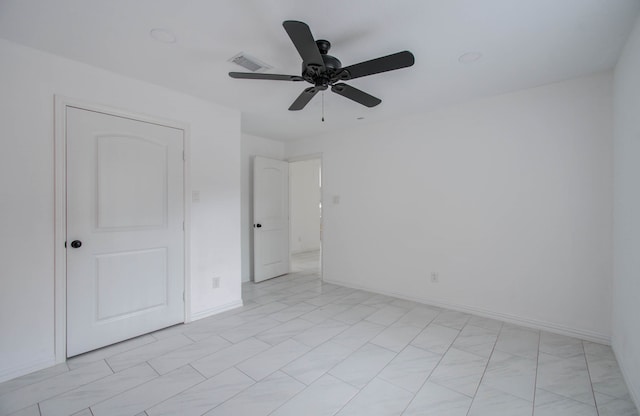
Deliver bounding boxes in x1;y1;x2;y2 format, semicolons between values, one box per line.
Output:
1;258;638;415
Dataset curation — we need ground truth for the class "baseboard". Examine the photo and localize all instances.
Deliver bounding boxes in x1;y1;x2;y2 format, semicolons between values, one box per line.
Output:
611;342;640;410
0;355;56;384
190;299;244;322
323;277;611;345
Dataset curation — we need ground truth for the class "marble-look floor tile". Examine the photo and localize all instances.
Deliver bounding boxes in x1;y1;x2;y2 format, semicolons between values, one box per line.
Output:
201;371;305;416
370;323;422;353
146;367;255;416
467;384;532;416
0;363;69;396
403;381;472;416
365;305;409;326
270;374;358;416
480;350;536;401
411;324;460;354
5;405;40;416
3;272;638;416
238;302;289;319
467;316;504;332
219;317;281;343
539;332;584;359
332;291;375;306
536;352;595;405
597;396;640;416
282;341;355;385
67;335;157;370
147;335;231;375
378;345;441;392
70;409;93;416
268;303;318;322
533;388;598;416
335;377;413;416
292;319;349;347
255;318;315;346
106;335;193;372
396;306;439;329
0;360;113;415
451;325;498;358
429;348;489;397
585;345;630;399
331;320;386;350
236;339;311;381
329;343;397;388
494;325;539;359
39;363;157;416
90;365;204;416
432;311;471;330
190;337;271;378
299;303;352;324
332;304;378;325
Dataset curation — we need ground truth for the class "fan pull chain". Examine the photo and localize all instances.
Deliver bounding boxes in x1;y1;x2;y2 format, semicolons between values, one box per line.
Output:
321;92;325;122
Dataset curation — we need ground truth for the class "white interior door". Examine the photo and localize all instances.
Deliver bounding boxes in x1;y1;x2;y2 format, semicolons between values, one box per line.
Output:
66;107;185;357
253;156;289;282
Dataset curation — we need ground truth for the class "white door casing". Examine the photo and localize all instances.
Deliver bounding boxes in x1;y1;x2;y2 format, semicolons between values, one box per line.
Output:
253;156;290;282
66;107;185;357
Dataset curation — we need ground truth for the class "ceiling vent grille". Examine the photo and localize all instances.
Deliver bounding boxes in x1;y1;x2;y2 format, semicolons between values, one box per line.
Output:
228;52;272;72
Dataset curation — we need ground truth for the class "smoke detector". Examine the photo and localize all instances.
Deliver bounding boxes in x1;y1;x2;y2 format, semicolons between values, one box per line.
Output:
228;52;273;72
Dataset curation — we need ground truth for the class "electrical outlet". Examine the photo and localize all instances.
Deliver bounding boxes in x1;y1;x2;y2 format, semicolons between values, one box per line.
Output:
212;277;220;289
430;272;439;283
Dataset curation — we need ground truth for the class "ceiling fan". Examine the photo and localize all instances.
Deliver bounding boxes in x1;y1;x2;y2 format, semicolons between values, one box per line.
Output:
229;20;415;111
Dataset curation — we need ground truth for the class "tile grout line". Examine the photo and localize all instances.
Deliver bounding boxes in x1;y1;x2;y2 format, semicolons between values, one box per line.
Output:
463;322;503;416
530;327;542;416
582;340;601;416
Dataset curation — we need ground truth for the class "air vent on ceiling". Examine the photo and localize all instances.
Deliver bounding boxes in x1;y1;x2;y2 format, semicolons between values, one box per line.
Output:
228;52;272;72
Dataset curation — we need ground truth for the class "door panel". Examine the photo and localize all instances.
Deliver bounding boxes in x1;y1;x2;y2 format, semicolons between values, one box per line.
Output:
66;107;184;357
253;157;289;282
97;135;168;229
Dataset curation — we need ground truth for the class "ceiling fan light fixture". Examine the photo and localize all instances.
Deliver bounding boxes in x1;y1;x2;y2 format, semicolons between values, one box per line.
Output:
150;28;177;43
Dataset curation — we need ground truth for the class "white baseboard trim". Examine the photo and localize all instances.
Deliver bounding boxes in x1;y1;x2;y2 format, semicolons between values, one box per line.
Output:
0;355;57;384
323;277;611;345
611;343;640;410
190;299;244;322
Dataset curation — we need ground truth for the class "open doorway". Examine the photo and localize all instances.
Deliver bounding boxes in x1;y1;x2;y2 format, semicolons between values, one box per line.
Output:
289;158;322;275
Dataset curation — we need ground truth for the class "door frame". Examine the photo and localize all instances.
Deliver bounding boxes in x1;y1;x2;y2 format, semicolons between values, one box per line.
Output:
286;153;324;279
53;96;191;363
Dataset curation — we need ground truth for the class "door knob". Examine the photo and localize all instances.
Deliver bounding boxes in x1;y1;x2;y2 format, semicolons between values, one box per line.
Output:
70;240;82;248
255;224;262;228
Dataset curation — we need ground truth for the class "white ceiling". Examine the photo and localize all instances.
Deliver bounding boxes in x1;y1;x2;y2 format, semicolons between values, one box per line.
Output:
1;0;639;141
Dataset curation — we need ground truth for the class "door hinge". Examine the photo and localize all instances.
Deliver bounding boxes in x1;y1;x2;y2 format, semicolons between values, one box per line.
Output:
182;221;185;231
183;150;186;161
183;291;185;301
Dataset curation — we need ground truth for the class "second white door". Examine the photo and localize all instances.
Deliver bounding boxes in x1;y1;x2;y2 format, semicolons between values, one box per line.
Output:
253;156;290;282
66;107;185;357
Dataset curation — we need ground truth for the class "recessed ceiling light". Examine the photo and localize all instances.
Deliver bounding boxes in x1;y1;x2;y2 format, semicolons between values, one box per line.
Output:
458;51;483;63
356;117;365;120
150;28;177;43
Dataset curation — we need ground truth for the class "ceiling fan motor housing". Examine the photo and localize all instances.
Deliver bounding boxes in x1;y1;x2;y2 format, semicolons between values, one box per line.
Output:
302;39;344;87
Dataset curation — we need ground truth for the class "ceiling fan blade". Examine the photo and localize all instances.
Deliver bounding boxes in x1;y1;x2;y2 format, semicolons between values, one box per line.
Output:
282;20;325;70
289;87;319;111
331;83;381;107
229;72;304;81
339;51;415;80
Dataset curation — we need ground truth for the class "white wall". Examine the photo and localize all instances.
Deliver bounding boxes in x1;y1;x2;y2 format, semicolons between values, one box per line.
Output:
290;159;321;254
286;73;613;342
240;133;285;282
612;15;640;407
0;39;241;382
